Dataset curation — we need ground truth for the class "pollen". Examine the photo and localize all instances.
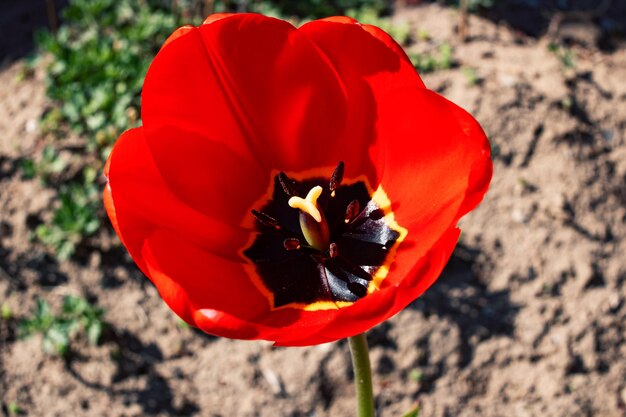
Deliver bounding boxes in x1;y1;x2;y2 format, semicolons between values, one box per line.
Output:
288;186;323;222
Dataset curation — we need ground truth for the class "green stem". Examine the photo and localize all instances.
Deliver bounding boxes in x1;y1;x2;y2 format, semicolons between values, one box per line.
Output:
348;333;375;417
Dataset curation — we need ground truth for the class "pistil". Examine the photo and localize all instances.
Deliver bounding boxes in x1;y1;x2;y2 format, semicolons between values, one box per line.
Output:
288;186;330;250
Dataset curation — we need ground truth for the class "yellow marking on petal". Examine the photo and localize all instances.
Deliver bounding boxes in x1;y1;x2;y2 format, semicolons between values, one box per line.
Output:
288;186;323;222
366;186;408;292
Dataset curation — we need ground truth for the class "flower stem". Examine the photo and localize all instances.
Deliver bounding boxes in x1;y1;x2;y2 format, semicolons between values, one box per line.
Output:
348;333;375;417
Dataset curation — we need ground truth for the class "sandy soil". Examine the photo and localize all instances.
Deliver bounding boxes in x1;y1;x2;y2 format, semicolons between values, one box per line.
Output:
1;3;626;417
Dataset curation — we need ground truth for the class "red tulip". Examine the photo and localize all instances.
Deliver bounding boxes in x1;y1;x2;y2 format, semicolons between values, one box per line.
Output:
103;13;492;346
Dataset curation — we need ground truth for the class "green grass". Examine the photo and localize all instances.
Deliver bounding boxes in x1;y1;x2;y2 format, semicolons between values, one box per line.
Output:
35;168;100;260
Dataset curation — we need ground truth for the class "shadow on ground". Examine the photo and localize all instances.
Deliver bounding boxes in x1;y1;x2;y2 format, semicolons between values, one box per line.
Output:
410;243;519;367
0;0;68;64
420;0;626;50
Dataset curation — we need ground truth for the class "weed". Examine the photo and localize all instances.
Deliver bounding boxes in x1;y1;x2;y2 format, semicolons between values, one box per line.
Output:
1;303;13;320
36;168;100;260
6;402;23;416
14;55;39;83
417;28;430;41
401;403;421;417
19;296;105;356
409;43;454;73
461;66;480;86
548;42;576;70
409;368;423;383
20;145;68;182
261;0;387;19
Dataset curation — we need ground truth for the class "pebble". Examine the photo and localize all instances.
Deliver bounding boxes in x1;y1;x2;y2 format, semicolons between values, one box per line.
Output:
25;118;38;134
511;208;526;223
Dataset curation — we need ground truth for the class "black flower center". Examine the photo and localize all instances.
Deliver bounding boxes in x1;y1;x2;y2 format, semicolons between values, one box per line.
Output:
243;163;406;311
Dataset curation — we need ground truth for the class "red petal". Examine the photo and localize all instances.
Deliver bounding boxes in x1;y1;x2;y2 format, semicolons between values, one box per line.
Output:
299;18;424;96
444;101;493;218
298;18;425;182
162;25;194;49
142;14;350;176
194;308;268;340
105;128;250;262
143;124;269;225
103;183;122;243
202;13;234;25
372;88;491;273
141;228;270;329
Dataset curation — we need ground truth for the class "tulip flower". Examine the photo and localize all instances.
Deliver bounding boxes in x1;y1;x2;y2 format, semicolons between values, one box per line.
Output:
104;13;492;348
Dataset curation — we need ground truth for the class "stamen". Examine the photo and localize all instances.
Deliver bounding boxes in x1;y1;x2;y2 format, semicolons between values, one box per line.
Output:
278;172;298;197
344;199;360;224
283;238;301;251
288;186;323;223
329;242;338;258
329;161;344;197
251;209;280;229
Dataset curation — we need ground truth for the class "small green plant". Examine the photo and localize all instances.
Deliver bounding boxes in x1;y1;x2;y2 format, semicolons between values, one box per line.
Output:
417;28;430;42
409;368;423;383
36;168;100;260
548;42;576;70
409;43;454;73
1;303;13;320
6;402;23;416
19;296;105;356
263;0;386;19
461;66;480;86
14;54;40;83
401;403;421;417
20;145;68;182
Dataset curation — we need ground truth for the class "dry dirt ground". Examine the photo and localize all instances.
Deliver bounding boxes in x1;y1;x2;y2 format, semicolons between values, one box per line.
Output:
1;3;626;417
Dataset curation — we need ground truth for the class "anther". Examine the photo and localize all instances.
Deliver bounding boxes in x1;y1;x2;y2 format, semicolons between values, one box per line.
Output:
278;172;298;197
329;161;344;197
251;209;280;229
283;238;301;251
328;242;338;258
344;199;360;224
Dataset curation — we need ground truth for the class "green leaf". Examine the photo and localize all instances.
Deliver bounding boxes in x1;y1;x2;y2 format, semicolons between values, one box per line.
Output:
401;404;421;417
1;303;12;320
87;321;103;345
20;159;36;179
44;325;70;355
20;296;106;356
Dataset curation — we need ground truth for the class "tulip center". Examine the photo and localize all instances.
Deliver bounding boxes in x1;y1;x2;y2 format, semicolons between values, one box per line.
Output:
243;162;407;311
